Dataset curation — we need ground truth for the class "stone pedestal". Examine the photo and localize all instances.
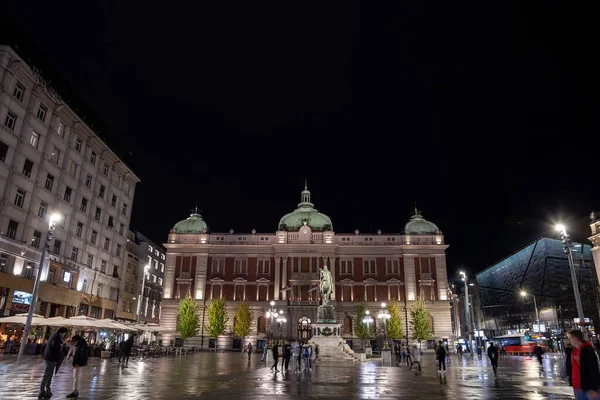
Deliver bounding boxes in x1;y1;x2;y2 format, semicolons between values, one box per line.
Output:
317;305;336;323
381;349;392;365
311;322;344;359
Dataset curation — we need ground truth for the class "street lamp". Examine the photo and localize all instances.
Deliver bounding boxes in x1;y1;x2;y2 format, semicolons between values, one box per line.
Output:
136;264;151;321
378;302;391;351
459;271;473;355
362;310;374;353
266;301;278;341
276;312;287;339
521;290;541;336
555;224;586;334
18;214;60;361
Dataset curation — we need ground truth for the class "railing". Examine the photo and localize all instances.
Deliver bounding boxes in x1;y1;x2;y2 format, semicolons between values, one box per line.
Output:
177;272;191;280
419;273;432;280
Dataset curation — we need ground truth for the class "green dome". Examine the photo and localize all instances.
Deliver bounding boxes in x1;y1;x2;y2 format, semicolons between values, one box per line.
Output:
278;184;333;232
404;209;440;235
172;211;209;234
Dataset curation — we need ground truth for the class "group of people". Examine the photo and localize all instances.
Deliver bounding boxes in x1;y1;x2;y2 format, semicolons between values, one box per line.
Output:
394;342;422;373
250;340;318;373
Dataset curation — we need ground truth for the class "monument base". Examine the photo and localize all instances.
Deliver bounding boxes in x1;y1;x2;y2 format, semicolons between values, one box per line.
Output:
317;304;336;323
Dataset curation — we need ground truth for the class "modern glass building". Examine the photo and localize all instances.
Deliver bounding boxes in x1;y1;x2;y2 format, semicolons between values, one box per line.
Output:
476;238;599;343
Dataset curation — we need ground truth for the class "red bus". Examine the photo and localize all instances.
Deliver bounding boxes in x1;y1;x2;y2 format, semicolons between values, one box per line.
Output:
492;334;541;355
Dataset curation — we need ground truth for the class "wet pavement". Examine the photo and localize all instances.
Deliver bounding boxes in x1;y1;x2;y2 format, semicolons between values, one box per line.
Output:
0;351;574;399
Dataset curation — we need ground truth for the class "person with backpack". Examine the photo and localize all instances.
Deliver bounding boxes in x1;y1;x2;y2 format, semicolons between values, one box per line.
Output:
38;327;68;399
66;335;89;398
246;342;252;360
487;342;499;377
303;343;312;372
436;340;447;373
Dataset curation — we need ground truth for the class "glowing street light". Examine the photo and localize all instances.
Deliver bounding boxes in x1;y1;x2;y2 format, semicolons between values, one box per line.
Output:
362;310;374;353
266;301;279;341
18;214;61;361
378;305;391;351
520;290;541;335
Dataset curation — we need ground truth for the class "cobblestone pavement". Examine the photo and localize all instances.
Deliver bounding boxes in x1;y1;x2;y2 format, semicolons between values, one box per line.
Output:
0;351;575;399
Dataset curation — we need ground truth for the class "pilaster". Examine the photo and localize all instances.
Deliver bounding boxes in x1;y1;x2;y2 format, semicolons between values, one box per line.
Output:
403;256;416;301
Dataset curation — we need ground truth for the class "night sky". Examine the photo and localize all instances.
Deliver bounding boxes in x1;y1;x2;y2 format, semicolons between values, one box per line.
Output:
2;2;597;280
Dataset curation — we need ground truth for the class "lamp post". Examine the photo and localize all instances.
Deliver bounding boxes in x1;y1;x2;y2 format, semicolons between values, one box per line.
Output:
520;290;541;335
555;224;586;334
362;310;374;353
136;264;150;321
266;301;278;342
378;302;391;351
18;214;60;361
276;313;287;339
459;271;473;355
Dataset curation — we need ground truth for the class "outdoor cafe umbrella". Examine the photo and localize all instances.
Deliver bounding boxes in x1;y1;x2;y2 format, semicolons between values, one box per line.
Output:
0;313;46;326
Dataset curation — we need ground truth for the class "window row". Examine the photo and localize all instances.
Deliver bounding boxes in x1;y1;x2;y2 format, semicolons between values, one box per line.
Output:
210;259;271;275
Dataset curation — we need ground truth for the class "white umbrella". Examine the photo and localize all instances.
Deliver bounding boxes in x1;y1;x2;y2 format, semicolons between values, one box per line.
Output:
97;319;136;331
44;316;67;326
0;313;46;325
60;315;103;329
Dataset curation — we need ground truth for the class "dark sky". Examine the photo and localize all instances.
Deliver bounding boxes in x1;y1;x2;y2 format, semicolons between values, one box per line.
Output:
2;1;598;280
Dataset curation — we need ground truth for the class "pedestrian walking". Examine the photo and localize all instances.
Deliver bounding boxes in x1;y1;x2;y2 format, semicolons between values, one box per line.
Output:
394;343;401;364
246;342;252;360
567;330;600;400
38;327;68;399
411;345;422;374
401;344;407;364
66;335;89;398
119;335;134;367
487;342;499;377
292;340;301;373
261;343;268;361
457;344;463;358
303;343;312;372
565;343;573;385
531;343;545;374
270;341;279;372
313;343;319;365
283;341;291;371
436;340;447;373
405;343;413;367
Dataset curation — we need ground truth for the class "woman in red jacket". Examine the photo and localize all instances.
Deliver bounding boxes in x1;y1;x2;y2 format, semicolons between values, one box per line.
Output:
569;330;600;400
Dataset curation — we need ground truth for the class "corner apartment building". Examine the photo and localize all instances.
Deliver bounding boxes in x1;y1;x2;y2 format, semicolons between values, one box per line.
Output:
118;231;165;324
0;45;140;321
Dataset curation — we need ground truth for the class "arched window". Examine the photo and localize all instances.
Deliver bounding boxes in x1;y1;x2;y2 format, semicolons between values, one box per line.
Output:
257;316;266;333
297;316;312;341
343;316;353;334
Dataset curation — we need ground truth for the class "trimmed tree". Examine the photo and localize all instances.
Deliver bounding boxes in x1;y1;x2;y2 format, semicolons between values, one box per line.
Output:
233;302;254;352
354;303;375;350
410;298;433;352
206;298;229;349
176;298;200;341
386;301;404;344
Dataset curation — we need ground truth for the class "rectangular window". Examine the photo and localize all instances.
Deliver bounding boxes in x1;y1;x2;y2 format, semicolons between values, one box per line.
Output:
103;237;110;251
119;223;125;236
0;253;8;273
95;207;102;221
363;259;376;275
122;203;128;215
45;173;54;191
111;194;117;207
57;122;65;137
234;259;247;274
0;140;8;162
116;244;122;257
14;188;26;208
212;259;225;274
80;279;88;293
32;230;42;248
76;222;83;237
75;137;82;152
80;197;88;212
37;104;47;122
160;263;164;273
90;151;97;165
4;111;17;130
99;185;105;198
158;277;163;286
340;259;353;274
386;260;399;275
90;230;97;244
50;147;61;164
258;259;271;274
13;82;25;101
87;253;94;267
71;247;79;261
29;131;39;148
85;174;92;188
153;259;158;270
24;263;34;279
420;258;430;274
47;268;55;284
59;213;67;229
100;260;106;274
69;160;77;177
108;216;114;228
23;159;33;177
103;163;109;176
124;183;131;196
64;186;72;202
96;281;103;297
38;201;48;219
53;239;62;255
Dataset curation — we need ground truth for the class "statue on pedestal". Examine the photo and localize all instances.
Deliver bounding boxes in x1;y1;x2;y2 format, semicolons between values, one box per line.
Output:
319;265;332;305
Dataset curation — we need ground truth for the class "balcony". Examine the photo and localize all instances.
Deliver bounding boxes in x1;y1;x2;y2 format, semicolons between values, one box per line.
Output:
419;273;433;281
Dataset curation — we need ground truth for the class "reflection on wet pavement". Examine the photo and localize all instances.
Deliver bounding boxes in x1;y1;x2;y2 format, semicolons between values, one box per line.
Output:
0;352;574;399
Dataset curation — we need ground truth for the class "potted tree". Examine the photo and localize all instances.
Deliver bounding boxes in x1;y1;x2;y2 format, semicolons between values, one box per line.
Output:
206;298;228;351
233;302;254;353
176;298;200;347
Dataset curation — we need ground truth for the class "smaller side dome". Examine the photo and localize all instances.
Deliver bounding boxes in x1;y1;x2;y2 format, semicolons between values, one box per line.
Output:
404;208;440;235
172;208;210;234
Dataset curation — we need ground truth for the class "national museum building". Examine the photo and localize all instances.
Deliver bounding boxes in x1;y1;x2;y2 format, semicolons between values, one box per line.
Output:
160;185;452;350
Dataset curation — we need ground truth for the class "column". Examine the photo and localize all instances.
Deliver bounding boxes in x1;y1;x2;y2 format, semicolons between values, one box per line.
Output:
233;285;237;301
329;256;336;300
364;285;367;301
435;255;449;301
388;286;391;301
351;285;354;301
195;253;209;300
281;257;288;300
403;256;416;301
219;284;223;300
274;256;281;300
243;284;246;301
374;285;377;302
256;285;259;301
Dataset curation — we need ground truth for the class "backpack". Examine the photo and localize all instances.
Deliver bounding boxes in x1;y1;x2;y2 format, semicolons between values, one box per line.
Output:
304;347;310;357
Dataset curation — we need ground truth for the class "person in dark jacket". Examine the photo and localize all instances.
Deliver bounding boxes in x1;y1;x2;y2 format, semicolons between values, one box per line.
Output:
565;344;573;386
531;344;545;374
119;336;134;367
436;341;447;372
568;330;600;399
39;327;68;399
487;342;499;376
270;341;279;372
282;341;292;371
66;335;89;398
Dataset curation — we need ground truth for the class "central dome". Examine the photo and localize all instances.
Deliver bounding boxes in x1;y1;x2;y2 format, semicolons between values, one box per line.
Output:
404;209;440;235
172;209;210;234
278;183;333;232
